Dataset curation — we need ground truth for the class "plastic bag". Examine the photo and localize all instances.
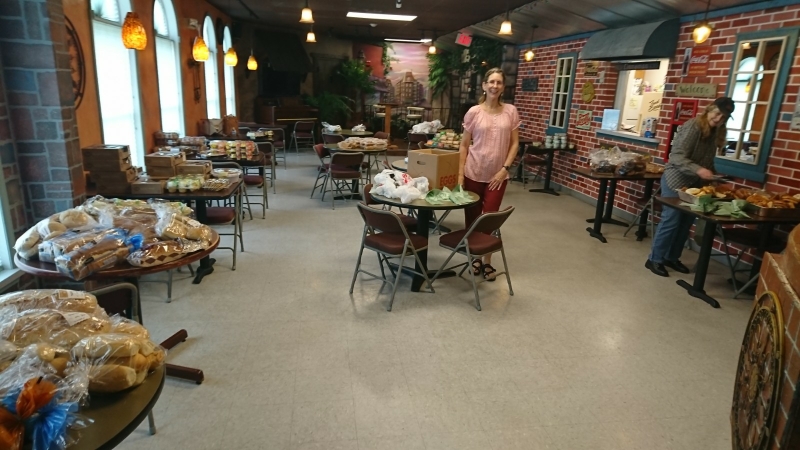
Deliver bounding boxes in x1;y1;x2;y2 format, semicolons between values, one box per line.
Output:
153;204;213;243
70;334;166;393
589;147;623;173
108;316;150;340
53;229;142;281
425;185;474;205
0;308;111;349
321;122;342;133
615;152;648;176
97;209;159;244
127;238;208;268
13;228;40;261
370;169;428;201
57;209;98;231
35;218;66;241
351;124;366;132
38;228;118;264
0;290;98;314
411;120;443;134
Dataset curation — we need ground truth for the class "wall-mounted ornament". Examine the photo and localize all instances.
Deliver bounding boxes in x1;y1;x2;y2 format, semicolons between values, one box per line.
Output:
675;83;718;98
521;77;539;92
584;62;598;77
576;110;592;130
581;81;595;103
687;46;711;77
65;16;85;109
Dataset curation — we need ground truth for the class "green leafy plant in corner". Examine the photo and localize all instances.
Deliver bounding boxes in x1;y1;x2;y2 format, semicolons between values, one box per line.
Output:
304;92;353;125
381;43;399;76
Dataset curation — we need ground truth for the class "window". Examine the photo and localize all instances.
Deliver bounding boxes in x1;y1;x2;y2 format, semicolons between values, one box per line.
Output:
222;26;236;116
153;0;184;135
548;54;577;132
716;29;799;182
203;16;220;119
611;59;668;136
91;0;145;167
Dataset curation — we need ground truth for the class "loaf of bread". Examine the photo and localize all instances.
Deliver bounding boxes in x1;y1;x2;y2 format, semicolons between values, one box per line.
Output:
39;228;120;264
0;309;111;348
127;240;186;268
109;316;150;340
0;289;98;313
58;209;95;229
87;364;138;392
35;216;67;241
14;226;40;259
71;333;141;359
72;333;165;392
54;231;133;280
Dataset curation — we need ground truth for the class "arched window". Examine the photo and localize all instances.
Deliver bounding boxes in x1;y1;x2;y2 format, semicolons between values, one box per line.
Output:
90;0;145;166
203;16;220;119
222;26;236;116
153;0;184;135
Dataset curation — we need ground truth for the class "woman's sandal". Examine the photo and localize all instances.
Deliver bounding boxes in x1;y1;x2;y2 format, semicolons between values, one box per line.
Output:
483;264;497;282
471;259;483;276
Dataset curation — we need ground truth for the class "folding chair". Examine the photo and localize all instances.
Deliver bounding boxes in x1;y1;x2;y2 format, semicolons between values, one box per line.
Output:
260;128;286;169
350;203;434;311
207;162;244;270
325;152;364;209
624;186;661;239
430;206;515;311
310;143;331;199
363;183;417;232
323;133;345;144
511;144;546;186
373;131;390;140
242;142;274;219
291;121;316;153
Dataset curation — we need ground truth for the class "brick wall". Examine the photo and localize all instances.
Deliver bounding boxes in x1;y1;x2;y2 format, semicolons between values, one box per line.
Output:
0;0;85;225
515;4;800;221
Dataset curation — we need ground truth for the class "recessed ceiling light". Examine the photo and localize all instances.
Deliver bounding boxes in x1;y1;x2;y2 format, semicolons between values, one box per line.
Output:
347;12;416;21
384;38;431;43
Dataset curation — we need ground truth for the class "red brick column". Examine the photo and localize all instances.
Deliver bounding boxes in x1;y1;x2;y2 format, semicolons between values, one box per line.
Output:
0;0;84;225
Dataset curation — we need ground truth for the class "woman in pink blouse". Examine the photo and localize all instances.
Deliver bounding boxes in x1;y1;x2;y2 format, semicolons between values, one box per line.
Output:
458;67;520;281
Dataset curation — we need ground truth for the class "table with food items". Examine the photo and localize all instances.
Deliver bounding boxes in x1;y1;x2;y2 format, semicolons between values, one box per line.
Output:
325;136;391;186
424;130;462;150
658;186;800;308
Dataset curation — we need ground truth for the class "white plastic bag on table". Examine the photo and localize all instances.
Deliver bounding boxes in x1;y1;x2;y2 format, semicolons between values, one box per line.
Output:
351;124;366;132
396;185;422;204
14;227;40;260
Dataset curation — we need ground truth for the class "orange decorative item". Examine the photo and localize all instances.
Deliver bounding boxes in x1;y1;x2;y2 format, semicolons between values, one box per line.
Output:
0;408;23;450
16;378;57;419
121;12;147;50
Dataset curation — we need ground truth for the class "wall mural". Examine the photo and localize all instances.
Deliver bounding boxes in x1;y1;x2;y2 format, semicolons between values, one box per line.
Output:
380;43;430;107
65;16;85;109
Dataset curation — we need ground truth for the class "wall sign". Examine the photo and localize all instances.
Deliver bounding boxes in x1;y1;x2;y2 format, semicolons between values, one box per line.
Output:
521;77;539;92
576;110;592;130
581;82;595;103
687;46;711;77
584;62;598;77
675;83;718;98
617;61;661;71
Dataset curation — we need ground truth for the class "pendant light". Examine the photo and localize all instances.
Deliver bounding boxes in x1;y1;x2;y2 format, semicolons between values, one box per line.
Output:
524;25;537;61
306;25;316;43
428;31;436;54
247;49;258;70
192;34;209;61
121;12;147;50
498;1;512;36
692;0;713;44
224;47;238;66
300;0;314;23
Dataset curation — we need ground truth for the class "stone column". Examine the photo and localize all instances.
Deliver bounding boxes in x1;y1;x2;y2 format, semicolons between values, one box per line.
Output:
0;0;84;224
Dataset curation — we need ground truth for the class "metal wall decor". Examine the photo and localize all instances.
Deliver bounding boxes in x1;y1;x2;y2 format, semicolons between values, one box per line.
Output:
521;77;538;92
731;291;784;450
581;81;595;103
65;16;86;109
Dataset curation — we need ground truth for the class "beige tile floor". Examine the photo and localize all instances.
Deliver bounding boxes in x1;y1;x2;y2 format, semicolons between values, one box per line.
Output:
117;151;751;450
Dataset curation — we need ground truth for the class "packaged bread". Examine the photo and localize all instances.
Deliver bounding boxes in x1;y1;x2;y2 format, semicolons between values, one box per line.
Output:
38;228;120;264
13;226;40;260
109;316;150;340
58;208;97;229
0;289;98;313
0;339;19;373
35;216;67;241
54;230;143;280
71;334;166;392
0;309;111;348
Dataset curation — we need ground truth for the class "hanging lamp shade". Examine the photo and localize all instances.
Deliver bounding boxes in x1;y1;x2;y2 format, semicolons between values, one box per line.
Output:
224;47;238;66
692;22;712;44
121;12;147;50
524;49;534;61
193;36;209;61
300;0;314;23
306;29;316;43
247;51;258;70
498;11;512;35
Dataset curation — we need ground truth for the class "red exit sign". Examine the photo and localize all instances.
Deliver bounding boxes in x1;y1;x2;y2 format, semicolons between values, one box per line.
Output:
455;32;472;47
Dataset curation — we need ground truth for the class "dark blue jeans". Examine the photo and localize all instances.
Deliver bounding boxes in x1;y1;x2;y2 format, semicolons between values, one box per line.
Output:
648;174;695;264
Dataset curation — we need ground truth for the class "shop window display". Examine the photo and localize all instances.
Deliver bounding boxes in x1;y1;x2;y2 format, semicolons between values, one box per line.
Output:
153;0;185;136
91;0;145;167
612;59;668;137
203;16;221;119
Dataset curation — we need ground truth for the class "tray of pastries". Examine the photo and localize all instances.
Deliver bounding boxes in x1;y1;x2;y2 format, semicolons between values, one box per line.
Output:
732;188;800;217
337;137;388;151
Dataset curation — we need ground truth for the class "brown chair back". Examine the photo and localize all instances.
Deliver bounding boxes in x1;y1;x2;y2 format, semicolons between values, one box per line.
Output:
357;203;405;234
363;183;375;206
330;152;364;170
408;133;428;148
313;143;330;160
469;206;515;235
256;141;274;155
259;128;285;141
323;133;345;144
374;131;389;140
294;121;315;133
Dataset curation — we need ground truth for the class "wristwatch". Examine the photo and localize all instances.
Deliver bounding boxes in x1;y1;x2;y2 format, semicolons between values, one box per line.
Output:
503;165;511;172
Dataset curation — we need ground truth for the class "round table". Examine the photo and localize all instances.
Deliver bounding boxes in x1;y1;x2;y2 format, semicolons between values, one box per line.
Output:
371;192;479;292
335;130;374;137
70;365;165;450
15;232;219;385
391;160;407;172
323;143;388;181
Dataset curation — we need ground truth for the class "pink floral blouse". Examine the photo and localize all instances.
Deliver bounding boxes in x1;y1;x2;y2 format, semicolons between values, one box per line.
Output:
462;104;521;183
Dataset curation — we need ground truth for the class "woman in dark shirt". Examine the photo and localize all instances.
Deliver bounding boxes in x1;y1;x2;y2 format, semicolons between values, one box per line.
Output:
645;97;734;277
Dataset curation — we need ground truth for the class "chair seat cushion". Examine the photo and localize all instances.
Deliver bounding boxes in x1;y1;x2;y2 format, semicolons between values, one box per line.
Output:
330;165;361;177
244;175;264;186
439;230;502;255
272;140;284;148
205;207;236;224
294;132;313;138
365;233;427;254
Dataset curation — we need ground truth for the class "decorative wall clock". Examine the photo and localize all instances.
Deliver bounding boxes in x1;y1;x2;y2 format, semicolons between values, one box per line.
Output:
731;291;784;450
65;16;86;109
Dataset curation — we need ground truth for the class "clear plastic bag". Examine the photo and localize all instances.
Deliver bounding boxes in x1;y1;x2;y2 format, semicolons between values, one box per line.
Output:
70;334;166;393
108;316;150;340
589;147;623;173
38;228;118;264
0;308;111;349
13;227;40;261
0;290;98;314
127;238;207;268
53;230;142;281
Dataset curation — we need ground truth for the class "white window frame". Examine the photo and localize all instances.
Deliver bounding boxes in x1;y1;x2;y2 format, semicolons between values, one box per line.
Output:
548;54;577;132
91;0;146;167
0;167;24;288
203;16;221;119
611;59;668;136
222;26;236;117
153;0;185;135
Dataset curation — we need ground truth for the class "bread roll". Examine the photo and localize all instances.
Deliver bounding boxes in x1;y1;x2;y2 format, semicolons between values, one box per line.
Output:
72;334;141;359
50;357;68;377
109;317;150;340
58;209;94;229
87;364;137;392
14;227;40;253
145;347;166;370
35;218;66;240
105;353;148;372
0;340;18;362
0;289;98;313
1;309;111;348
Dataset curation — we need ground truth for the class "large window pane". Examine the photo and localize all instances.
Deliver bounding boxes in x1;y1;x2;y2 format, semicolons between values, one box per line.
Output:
203;16;220;119
156;37;183;134
549;56;575;129
223;26;236;117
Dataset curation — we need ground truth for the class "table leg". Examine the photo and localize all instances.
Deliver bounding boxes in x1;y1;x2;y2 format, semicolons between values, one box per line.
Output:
676;218;720;308
585;179;628;227
730;223;775;295
192;200;216;284
384;106;392;135
529;150;559;196
586;179;609;243
635;179;655;241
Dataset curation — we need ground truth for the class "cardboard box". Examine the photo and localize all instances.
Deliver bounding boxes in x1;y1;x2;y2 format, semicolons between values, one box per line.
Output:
82;145;130;161
145;151;185;167
144;165;176;179
94;181;131;195
176;160;212;176
84;155;132;172
131;178;165;195
408;149;460;190
90;166;138;183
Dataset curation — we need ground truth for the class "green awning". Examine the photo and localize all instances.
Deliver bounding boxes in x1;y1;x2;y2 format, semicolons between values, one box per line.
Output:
579;19;680;61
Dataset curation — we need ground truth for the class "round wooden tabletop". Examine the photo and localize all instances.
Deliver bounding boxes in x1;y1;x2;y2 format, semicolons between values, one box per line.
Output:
371;191;479;211
323;143;387;154
15;231;220;279
391;160;407;172
335;130;374;137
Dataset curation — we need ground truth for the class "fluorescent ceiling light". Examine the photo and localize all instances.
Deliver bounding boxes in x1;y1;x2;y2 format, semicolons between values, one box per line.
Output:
384;38;431;43
347;12;416;21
